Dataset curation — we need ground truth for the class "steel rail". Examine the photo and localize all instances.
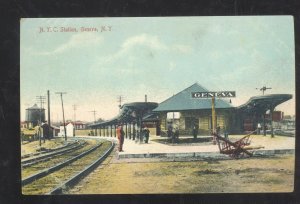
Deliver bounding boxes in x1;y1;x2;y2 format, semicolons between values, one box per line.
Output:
22;141;103;186
21;139;78;159
49;141;115;195
21;140;86;166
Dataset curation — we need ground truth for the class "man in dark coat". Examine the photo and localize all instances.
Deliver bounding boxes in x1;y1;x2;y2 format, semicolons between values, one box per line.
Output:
143;126;150;143
192;126;198;140
117;125;125;151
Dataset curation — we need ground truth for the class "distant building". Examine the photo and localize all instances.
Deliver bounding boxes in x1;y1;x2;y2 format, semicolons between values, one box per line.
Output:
59;122;74;137
73;121;87;130
20;121;28;129
64;121;87;130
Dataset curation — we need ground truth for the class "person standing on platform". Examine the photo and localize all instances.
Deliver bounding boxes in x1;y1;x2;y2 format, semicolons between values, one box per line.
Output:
192;126;198;141
117;125;125;152
167;124;173;138
174;127;179;143
144;126;150;143
216;125;221;135
257;123;261;135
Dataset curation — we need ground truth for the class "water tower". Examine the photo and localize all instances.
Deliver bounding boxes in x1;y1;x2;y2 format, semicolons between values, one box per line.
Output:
25;104;45;127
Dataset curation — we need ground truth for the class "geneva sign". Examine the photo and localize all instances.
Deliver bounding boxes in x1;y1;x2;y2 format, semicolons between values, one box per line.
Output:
191;91;236;98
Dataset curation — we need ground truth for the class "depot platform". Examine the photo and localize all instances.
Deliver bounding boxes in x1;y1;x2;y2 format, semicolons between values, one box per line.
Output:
77;134;295;159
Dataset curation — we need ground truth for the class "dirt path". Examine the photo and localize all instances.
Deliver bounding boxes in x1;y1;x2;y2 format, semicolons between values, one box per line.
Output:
70;154;294;194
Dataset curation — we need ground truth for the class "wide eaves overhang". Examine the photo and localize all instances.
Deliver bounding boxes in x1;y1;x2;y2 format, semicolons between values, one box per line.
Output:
237;94;292;113
88;102;158;128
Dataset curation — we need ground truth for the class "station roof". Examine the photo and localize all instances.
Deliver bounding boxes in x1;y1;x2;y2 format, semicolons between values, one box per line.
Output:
153;83;233;112
237;94;292;113
88;102;158;128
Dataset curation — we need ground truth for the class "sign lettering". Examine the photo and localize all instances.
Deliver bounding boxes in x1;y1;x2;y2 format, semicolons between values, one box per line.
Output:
192;91;236;98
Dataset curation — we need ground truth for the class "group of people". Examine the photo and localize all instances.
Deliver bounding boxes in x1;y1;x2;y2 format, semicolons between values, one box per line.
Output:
141;126;150;143
135;126;150;144
116;125;151;152
167;125;180;143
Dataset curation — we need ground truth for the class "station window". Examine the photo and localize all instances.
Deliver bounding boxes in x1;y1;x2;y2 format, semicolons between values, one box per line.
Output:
185;117;199;130
167;112;180;119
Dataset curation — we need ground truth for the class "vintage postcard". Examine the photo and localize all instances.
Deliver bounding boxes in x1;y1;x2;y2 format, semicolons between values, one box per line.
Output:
20;16;295;194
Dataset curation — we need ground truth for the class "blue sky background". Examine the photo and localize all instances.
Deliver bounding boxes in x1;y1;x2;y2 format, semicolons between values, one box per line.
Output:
20;16;295;122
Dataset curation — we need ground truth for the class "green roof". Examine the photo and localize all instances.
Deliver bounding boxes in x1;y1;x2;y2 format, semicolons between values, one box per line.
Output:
237;94;292;113
153;83;233;112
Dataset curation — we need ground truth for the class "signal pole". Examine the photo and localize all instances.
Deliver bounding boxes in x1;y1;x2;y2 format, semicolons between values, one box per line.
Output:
56;92;67;141
256;86;272;95
256;86;272;137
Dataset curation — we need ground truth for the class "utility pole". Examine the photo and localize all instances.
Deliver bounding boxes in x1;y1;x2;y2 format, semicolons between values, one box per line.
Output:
73;104;77;137
89;110;97;123
89;109;97;136
256;86;272;95
24;103;30;128
256;86;272;137
117;95;124;109
36;95;46;146
56;92;67;141
47;90;51;139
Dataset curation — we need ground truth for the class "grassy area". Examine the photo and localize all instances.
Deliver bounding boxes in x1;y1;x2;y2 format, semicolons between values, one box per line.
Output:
75;129;92;136
71;154;294;194
21;138;65;156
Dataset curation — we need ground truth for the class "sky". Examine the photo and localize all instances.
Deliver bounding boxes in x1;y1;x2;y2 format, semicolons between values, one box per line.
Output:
20;16;295;122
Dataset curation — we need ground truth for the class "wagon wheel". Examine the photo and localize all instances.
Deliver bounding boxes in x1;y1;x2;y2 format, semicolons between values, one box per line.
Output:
230;147;243;159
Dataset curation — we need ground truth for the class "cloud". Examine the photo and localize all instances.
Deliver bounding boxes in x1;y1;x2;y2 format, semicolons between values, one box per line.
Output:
36;33;103;56
122;33;168;51
172;44;193;54
97;33;192;67
169;61;176;71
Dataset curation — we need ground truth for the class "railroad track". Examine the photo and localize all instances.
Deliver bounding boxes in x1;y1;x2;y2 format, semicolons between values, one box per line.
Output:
22;139;114;195
21;139;78;159
21;139;95;179
21;139;87;167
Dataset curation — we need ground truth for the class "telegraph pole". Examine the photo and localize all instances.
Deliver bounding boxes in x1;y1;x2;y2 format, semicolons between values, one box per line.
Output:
117;95;124;109
36;95;46;146
89;110;97;123
89;110;97;136
73;104;77;137
47;90;51;139
24;103;30;128
56;92;67;141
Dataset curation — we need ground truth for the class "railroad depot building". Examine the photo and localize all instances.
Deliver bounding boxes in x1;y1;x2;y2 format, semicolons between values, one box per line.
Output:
154;83;292;136
153;83;235;135
89;83;292;137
